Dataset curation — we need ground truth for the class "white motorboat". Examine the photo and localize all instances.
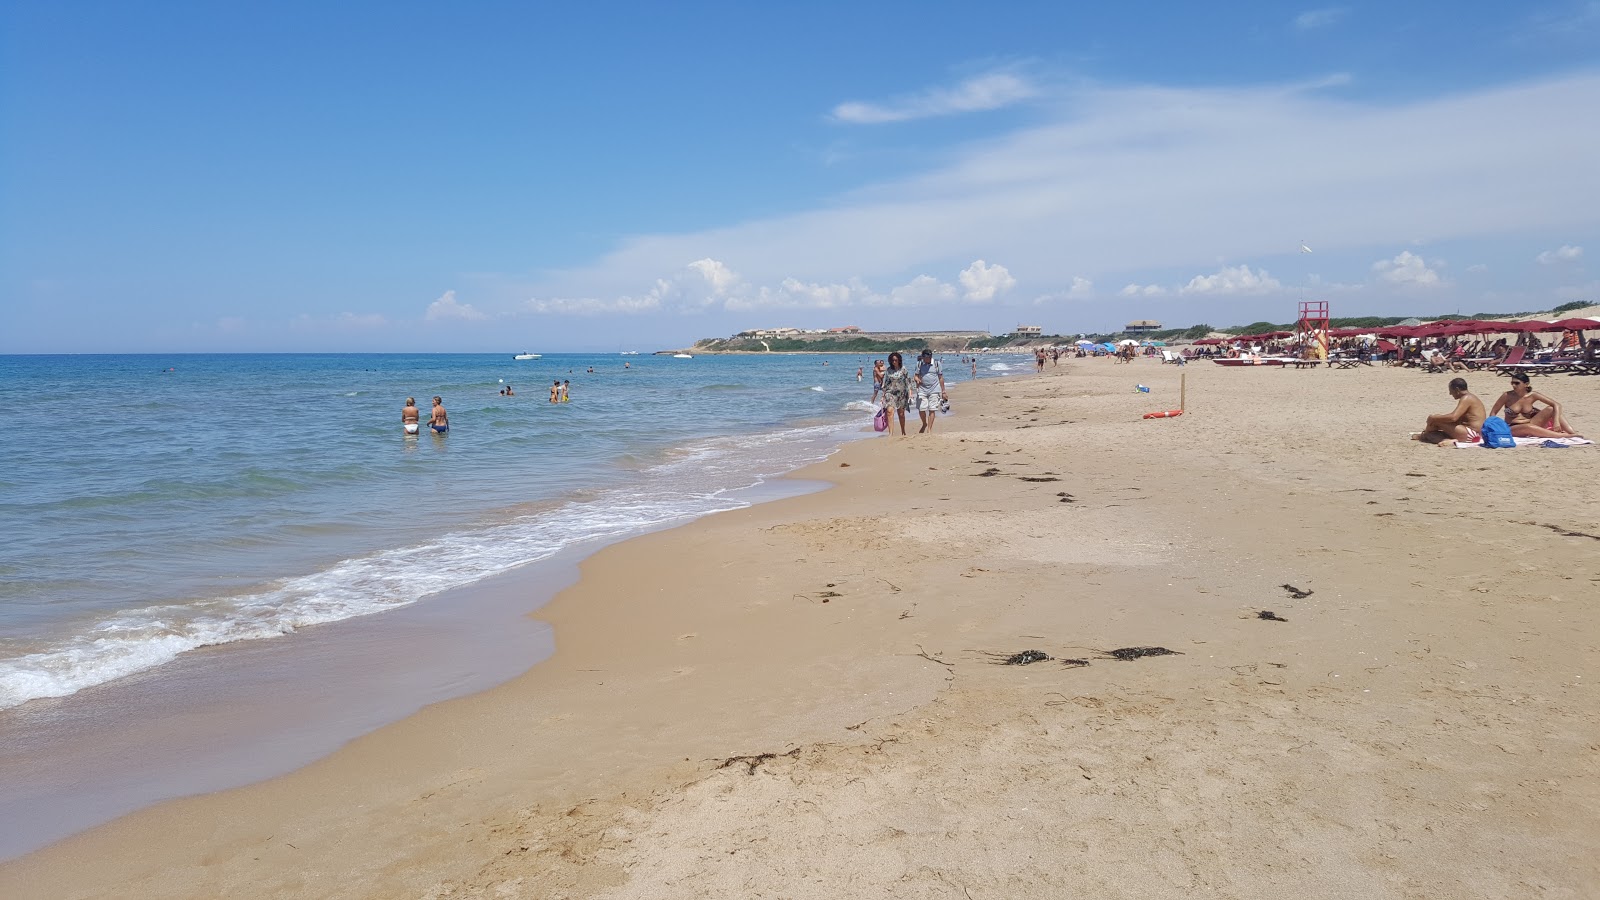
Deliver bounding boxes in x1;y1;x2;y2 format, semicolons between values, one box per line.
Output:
513;353;541;360
672;353;694;359
619;350;640;356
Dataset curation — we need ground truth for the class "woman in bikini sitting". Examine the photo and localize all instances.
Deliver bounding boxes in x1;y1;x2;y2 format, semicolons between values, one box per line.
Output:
1490;372;1582;438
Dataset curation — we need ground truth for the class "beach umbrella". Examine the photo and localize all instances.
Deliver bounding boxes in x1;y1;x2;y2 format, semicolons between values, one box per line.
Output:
1074;339;1095;345
1551;317;1600;330
1503;320;1558;332
1142;340;1167;347
1118;339;1138;345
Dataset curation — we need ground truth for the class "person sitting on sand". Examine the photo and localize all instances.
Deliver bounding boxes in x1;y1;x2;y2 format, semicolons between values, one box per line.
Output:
1490;372;1582;438
1413;377;1485;446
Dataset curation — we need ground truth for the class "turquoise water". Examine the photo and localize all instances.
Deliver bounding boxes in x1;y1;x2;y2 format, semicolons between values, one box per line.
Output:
0;352;1001;708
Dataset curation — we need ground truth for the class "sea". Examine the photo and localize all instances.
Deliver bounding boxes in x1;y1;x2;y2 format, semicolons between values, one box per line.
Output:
0;351;1016;857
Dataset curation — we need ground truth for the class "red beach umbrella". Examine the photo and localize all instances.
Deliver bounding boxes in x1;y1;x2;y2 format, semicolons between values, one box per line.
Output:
1503;320;1558;332
1551;317;1600;330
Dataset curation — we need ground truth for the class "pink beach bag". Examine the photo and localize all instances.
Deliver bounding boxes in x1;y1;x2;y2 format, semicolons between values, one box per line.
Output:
873;406;888;432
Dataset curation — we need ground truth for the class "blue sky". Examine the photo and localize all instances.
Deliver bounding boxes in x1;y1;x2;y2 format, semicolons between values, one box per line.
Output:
3;1;1598;352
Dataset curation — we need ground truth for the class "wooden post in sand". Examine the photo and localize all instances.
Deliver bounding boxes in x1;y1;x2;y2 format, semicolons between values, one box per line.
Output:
1180;372;1187;412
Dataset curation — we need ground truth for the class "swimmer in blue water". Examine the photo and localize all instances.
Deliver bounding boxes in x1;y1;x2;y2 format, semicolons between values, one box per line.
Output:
429;396;449;433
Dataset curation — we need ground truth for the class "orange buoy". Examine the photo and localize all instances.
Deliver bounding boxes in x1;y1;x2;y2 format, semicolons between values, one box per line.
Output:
1142;409;1184;419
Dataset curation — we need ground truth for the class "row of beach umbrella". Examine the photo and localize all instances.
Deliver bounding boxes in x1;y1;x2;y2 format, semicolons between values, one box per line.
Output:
1196;318;1598;344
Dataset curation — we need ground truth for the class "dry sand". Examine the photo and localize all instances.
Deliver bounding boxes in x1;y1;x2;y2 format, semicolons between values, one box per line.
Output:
4;359;1598;899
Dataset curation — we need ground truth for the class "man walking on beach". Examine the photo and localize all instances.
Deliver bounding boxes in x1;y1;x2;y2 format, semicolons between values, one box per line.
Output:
1413;377;1484;446
429;396;449;434
913;349;946;434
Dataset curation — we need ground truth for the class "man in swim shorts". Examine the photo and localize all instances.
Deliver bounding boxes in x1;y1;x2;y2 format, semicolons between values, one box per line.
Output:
1413;377;1484;446
401;397;421;434
913;348;946;434
560;380;570;402
429;396;449;434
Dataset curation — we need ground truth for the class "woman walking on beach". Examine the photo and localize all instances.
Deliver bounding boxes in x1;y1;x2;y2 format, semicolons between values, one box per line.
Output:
878;352;911;436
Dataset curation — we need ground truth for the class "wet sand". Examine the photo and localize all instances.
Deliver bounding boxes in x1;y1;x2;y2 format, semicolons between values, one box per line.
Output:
4;358;1597;898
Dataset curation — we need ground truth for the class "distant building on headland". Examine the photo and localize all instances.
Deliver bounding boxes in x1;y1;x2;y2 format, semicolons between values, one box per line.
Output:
737;325;862;338
1125;319;1162;333
1014;325;1043;335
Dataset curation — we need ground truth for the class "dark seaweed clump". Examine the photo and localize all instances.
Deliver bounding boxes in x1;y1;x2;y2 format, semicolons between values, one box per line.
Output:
1280;583;1314;599
1003;650;1052;665
1257;610;1288;622
1105;646;1182;661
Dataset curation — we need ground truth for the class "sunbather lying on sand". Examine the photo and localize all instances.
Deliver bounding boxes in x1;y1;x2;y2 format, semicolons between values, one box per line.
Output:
1413;377;1486;446
1491;372;1582;438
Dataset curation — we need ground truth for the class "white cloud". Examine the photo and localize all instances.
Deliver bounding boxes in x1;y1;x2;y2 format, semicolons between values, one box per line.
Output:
519;73;1600;320
832;71;1037;124
1467;263;1489;273
1372;251;1444;286
1179;264;1283;295
1294;7;1347;31
958;259;1016;302
1536;244;1583;264
1068;276;1093;297
527;258;740;315
1118;283;1168;297
885;274;959;307
425;290;485;321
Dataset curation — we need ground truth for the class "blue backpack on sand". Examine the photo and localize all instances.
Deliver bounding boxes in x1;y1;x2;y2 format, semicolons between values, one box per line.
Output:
1480;416;1515;449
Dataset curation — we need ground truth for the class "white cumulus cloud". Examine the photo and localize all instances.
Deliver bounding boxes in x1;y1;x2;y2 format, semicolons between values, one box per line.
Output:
425;291;486;321
1372;251;1443;286
1068;276;1093;298
1179;265;1283;295
832;71;1037;125
1536;244;1583;264
1119;283;1168;297
958;259;1016;302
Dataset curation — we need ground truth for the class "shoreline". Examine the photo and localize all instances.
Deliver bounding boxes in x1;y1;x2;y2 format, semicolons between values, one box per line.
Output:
5;360;1597;897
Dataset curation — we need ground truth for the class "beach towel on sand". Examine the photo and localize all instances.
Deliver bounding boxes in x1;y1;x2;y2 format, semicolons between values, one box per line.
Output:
1453;436;1594;448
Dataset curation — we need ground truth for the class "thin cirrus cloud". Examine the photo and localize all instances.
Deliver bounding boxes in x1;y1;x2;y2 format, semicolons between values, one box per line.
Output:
1293;7;1348;31
521;71;1599;318
831;71;1038;124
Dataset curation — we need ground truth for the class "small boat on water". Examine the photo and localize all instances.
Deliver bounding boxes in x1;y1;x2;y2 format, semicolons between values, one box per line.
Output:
513;352;541;360
619;350;640;356
672;353;694;359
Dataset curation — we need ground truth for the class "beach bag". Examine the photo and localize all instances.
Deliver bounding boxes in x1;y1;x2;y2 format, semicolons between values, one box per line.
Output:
873;406;888;432
1480;416;1515;448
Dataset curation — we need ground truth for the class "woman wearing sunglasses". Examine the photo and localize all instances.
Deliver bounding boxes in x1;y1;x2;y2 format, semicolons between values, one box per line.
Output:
1490;372;1582;438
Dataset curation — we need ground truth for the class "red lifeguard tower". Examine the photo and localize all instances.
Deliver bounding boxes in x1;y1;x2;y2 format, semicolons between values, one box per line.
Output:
1297;299;1330;359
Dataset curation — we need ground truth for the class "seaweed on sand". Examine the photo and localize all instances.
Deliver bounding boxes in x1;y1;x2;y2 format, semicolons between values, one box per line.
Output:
1257;610;1288;622
1104;647;1182;661
1281;583;1314;599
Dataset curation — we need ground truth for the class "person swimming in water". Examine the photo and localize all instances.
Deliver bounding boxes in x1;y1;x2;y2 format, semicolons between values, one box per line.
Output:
1490;372;1582;438
429;396;449;434
402;397;421;434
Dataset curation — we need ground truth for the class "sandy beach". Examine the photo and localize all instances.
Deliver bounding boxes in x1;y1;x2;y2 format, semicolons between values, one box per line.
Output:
5;357;1598;899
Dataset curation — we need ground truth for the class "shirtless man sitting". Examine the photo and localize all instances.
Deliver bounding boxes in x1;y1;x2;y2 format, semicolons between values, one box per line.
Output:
401;397;421;434
1490;372;1582;438
1413;377;1485;446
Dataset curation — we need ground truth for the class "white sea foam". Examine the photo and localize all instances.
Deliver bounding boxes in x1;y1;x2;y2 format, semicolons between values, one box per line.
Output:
0;422;853;710
842;400;877;412
808;385;825;392
988;363;1015;371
